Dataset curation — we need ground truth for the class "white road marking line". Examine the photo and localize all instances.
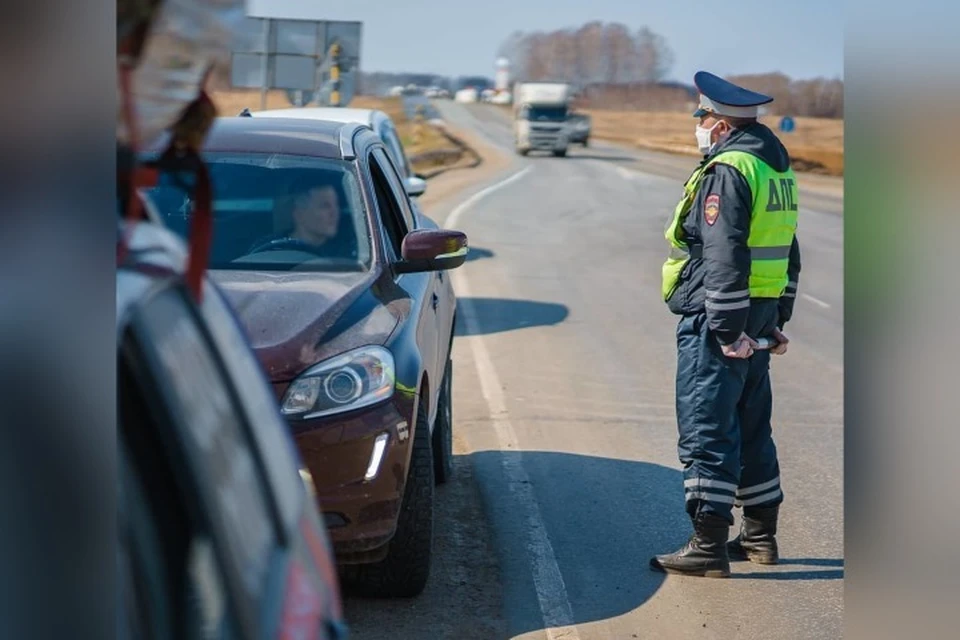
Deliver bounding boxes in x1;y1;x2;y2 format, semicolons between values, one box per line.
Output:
444;166;534;229
445;169;580;640
802;293;831;309
616;166;636;180
454;274;580;640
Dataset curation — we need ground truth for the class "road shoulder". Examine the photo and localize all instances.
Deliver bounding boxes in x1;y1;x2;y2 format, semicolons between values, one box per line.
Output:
340;118;512;640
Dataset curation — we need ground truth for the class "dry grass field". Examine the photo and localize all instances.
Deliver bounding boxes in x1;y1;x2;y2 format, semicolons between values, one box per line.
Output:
492;103;843;176
582;109;844;176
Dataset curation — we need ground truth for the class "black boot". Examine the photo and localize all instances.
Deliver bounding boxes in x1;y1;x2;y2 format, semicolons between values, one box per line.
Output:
728;505;779;564
649;512;731;578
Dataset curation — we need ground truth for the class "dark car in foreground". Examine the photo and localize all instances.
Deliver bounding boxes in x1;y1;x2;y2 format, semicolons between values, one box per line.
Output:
117;220;346;639
143;116;468;597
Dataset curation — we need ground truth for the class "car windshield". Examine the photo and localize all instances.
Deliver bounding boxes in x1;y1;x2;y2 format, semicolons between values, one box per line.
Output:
527;106;568;122
143;153;372;272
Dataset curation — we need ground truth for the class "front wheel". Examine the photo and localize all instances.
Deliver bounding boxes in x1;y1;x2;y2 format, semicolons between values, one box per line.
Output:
433;359;453;484
341;397;435;597
552;148;567;158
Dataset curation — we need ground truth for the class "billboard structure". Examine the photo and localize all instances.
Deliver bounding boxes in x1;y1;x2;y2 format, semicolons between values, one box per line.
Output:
230;16;362;109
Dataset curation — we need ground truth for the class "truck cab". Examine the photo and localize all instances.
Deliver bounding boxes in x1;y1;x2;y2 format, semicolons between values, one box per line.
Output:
513;82;573;157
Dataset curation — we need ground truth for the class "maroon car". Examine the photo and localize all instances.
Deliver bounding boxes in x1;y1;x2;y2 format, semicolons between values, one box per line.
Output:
143;116;467;597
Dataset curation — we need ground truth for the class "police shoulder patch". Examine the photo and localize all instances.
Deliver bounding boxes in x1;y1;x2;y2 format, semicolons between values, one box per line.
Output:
704;194;720;226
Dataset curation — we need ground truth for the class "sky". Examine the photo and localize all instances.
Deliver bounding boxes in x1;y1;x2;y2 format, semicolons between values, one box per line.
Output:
247;0;844;83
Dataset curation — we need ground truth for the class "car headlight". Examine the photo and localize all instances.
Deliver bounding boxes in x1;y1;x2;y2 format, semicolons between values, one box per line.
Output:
281;346;395;419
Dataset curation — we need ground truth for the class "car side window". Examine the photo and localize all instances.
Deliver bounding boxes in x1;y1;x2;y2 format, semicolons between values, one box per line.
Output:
367;149;409;260
373;147;418;232
380;123;412;181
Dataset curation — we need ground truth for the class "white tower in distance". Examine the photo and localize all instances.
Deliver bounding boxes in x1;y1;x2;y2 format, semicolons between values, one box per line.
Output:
495;57;511;93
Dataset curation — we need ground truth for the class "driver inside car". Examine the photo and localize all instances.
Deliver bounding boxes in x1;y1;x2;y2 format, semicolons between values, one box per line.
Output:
249;174;358;260
290;182;341;246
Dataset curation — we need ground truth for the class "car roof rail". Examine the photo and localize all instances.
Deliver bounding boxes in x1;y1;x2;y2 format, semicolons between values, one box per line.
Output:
339;122;367;160
238;108;252;117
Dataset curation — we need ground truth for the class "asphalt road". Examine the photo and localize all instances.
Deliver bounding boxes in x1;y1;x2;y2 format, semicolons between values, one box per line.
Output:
402;94;442;121
424;100;844;639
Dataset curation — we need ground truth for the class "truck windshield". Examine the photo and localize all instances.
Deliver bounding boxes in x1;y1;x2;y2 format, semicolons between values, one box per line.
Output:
527;106;568;122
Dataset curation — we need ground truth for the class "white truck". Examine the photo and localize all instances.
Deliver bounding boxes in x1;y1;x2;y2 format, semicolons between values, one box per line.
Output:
513;82;573;157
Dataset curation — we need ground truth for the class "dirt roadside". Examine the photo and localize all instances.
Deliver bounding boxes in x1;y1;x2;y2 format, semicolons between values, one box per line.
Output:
338;122;511;640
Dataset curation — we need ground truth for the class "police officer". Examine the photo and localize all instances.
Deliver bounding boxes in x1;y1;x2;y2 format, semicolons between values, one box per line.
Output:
650;71;802;578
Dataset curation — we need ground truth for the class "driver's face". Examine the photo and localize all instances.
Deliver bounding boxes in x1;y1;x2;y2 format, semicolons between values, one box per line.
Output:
293;186;340;241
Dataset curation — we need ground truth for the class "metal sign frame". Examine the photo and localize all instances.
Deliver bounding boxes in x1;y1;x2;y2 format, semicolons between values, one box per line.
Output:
230;18;362;109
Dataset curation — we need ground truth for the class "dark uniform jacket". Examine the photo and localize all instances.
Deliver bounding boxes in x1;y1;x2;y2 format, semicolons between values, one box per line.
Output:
668;122;802;346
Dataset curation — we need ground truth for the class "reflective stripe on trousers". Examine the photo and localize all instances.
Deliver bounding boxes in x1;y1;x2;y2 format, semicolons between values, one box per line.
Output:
675;312;783;524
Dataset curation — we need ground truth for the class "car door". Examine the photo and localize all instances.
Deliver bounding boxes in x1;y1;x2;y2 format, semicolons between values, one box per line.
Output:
365;145;442;420
377;123;455;362
119;282;278;640
119;279;344;640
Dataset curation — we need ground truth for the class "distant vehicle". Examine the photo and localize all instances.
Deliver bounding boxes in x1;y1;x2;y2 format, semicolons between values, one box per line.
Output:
142;116;469;598
566;112;592;147
250;107;429;203
513;82;573;157
118;219;347;638
454;87;479;103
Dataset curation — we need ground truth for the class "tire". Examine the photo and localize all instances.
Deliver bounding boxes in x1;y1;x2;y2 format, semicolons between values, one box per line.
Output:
343;398;434;597
582;138;589;147
516;148;529;156
552;149;567;158
432;359;453;485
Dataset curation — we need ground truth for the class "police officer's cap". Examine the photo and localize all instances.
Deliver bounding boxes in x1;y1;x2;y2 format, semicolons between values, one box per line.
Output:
692;71;773;118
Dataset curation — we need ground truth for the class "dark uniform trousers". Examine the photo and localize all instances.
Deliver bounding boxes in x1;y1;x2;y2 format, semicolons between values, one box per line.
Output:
675;311;784;526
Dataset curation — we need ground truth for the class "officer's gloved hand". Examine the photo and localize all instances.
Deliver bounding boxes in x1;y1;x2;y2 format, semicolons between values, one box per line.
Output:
721;333;759;359
770;328;789;355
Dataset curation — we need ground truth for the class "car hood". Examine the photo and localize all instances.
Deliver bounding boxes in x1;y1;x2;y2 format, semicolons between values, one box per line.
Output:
212;269;401;382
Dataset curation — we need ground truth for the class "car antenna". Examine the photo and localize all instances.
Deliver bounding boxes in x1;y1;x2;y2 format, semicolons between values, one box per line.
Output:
238;108;252;117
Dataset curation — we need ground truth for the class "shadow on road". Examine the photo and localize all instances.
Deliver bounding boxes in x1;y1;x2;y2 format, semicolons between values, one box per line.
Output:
455;297;569;337
340;455;507;640
464;246;495;263
467;450;843;636
468;450;681;635
733;557;844;581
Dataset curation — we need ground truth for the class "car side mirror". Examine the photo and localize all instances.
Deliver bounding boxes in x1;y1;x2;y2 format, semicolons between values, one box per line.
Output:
395;229;468;274
404;175;427;197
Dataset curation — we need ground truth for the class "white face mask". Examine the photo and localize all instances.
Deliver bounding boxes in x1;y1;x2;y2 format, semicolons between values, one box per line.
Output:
695;121;722;155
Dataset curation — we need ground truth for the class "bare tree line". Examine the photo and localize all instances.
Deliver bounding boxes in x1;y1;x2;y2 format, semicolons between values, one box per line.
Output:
726;73;843;118
498;22;675;87
497;23;843;118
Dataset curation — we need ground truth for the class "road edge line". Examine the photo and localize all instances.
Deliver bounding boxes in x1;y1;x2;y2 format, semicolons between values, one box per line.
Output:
445;166;533;230
444;167;581;640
